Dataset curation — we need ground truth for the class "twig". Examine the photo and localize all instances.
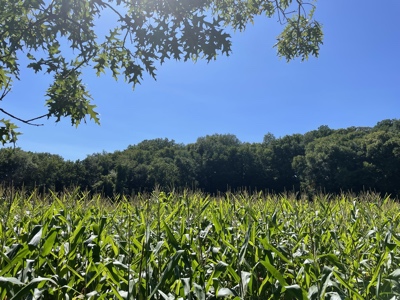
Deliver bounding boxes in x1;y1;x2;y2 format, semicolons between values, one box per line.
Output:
0;108;47;126
0;78;12;101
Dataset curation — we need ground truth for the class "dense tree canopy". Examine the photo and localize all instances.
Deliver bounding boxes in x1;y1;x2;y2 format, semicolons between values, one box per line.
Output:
0;0;323;144
1;119;400;197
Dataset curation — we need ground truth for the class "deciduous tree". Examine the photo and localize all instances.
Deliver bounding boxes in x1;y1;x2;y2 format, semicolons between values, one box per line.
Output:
0;0;322;143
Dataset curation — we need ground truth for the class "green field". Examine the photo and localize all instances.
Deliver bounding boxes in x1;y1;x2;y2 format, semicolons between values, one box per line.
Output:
1;189;400;299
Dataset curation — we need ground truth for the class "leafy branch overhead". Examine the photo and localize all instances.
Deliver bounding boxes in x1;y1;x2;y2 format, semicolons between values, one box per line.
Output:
0;0;323;144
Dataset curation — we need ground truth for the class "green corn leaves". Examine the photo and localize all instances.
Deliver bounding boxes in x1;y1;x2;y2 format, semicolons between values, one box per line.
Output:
1;190;400;298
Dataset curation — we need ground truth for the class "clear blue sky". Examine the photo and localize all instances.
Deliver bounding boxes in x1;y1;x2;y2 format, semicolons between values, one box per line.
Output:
2;1;399;161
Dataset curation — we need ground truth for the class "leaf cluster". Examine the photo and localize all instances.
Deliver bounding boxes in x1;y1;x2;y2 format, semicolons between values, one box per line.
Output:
0;0;323;144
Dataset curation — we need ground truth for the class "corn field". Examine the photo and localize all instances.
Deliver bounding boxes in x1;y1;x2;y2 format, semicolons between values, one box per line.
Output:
1;189;400;299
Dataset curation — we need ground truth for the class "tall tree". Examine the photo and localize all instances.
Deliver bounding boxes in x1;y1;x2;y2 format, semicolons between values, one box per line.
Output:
269;134;304;192
0;0;322;143
362;130;400;195
0;148;37;187
293;127;373;194
191;134;242;192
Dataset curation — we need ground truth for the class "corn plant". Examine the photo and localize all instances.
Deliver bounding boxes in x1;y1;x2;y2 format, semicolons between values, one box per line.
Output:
1;189;400;299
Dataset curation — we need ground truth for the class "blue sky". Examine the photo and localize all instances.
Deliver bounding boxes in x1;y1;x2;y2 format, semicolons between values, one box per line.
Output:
2;1;399;161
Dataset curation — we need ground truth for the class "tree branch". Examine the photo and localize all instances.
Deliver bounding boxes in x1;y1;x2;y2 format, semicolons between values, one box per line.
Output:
274;0;313;25
0;108;47;126
0;78;12;101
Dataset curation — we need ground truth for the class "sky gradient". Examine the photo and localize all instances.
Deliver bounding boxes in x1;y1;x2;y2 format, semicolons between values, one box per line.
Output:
2;1;399;161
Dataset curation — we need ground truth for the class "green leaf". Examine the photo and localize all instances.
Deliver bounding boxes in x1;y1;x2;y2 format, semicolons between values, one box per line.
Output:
41;226;60;257
259;237;292;265
389;269;400;278
284;284;308;300
193;282;205;300
5;244;23;260
241;271;251;298
226;265;241;283
181;278;191;296
217;287;236;297
149;249;185;299
0;276;24;285
163;221;180;250
28;225;43;248
10;277;58;300
238;225;251;265
260;259;287;287
332;270;363;299
0;119;21;145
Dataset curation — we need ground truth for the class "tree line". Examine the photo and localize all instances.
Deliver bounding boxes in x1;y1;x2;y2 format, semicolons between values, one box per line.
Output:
1;119;399;197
